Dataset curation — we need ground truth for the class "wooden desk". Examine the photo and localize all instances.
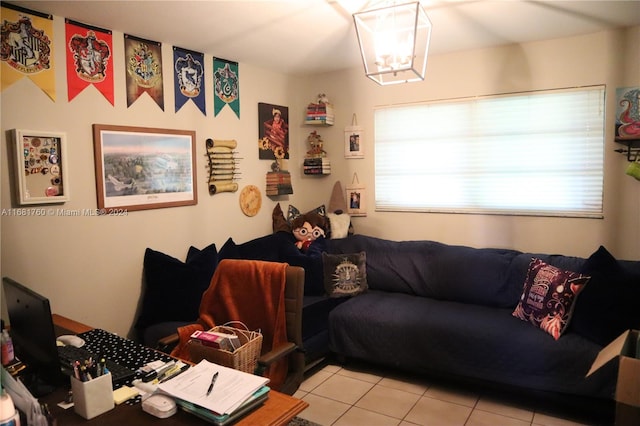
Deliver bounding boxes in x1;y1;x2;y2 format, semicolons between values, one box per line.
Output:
48;314;308;426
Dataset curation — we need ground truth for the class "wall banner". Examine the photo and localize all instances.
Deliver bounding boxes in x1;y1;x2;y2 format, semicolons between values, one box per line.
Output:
0;3;55;101
65;19;114;105
173;46;205;115
124;34;164;110
213;57;239;118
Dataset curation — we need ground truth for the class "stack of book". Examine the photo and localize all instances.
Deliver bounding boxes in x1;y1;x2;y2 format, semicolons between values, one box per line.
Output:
265;171;293;195
303;157;331;175
305;103;334;125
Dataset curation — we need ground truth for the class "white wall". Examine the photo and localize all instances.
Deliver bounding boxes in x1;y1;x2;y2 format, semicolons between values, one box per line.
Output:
298;27;640;259
0;16;306;337
2;21;639;337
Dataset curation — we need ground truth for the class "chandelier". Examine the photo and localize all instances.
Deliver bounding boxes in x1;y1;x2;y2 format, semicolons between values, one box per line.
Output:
353;1;432;85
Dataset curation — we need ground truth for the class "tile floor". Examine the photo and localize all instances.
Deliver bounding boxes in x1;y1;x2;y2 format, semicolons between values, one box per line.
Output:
293;360;604;426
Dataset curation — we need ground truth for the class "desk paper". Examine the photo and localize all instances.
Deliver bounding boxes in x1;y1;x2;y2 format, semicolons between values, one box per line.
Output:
157;360;269;415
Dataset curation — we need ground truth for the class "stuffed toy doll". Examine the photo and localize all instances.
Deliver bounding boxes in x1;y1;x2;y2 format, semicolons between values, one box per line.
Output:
291;212;326;252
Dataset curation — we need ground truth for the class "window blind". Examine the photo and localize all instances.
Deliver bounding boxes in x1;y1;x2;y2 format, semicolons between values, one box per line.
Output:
374;86;605;217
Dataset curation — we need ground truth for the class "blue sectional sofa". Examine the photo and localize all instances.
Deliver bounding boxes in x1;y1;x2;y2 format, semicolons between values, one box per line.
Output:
136;231;639;421
325;235;640;420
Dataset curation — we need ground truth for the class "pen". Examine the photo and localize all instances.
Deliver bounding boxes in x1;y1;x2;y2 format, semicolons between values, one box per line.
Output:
206;372;219;396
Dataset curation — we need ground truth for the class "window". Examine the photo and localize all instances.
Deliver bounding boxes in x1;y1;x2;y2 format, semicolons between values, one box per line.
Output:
374;86;605;218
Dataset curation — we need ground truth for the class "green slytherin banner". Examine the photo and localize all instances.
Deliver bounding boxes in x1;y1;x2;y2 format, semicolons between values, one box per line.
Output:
213;57;239;118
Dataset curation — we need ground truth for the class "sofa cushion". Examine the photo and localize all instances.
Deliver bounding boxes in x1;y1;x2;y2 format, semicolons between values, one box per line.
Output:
327;235;521;307
570;246;640;345
512;258;590;340
329;290;615;399
135;243;217;330
322;252;367;297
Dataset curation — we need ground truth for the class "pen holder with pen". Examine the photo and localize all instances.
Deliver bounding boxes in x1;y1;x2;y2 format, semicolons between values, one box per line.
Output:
71;372;114;419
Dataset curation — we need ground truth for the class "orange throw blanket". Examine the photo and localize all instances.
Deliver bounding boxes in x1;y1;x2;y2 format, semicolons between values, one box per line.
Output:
171;259;288;390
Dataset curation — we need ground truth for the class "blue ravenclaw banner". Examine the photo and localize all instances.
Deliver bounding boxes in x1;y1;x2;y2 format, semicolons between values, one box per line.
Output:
173;46;205;115
213;57;239;118
125;34;164;110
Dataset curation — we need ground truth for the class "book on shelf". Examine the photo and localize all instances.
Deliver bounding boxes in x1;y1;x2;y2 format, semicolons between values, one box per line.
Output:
266;182;293;195
305;116;334;125
266;177;291;184
305;103;335;125
304;157;330;165
266;188;293;196
307;102;333;112
303;167;331;175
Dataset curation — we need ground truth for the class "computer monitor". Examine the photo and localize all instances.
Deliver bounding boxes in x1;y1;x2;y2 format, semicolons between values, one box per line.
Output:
2;277;65;395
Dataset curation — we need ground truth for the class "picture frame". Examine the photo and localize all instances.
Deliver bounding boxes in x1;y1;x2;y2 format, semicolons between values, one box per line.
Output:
346;184;367;216
92;124;197;213
12;129;69;205
258;102;289;160
344;125;364;158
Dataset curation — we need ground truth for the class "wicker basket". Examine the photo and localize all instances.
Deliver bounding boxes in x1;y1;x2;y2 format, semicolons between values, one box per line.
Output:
187;323;263;374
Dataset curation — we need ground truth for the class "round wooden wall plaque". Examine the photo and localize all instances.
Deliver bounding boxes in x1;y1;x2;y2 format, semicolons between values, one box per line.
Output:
239;185;262;217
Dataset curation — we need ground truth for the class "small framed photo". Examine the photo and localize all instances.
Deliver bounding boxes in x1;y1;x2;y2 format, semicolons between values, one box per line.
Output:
12;129;69;205
93;124;197;213
344;126;364;158
346;184;366;216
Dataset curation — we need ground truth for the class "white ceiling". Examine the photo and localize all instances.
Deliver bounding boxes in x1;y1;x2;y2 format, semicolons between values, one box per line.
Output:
9;0;640;75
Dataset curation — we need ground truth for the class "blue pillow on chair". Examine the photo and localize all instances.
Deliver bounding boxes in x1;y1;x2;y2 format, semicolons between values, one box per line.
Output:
135;243;217;331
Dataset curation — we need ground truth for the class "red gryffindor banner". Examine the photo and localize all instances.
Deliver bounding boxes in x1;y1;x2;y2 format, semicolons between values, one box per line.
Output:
65;19;114;105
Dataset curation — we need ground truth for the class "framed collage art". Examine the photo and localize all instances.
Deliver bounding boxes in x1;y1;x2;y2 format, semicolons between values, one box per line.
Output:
12;129;69;205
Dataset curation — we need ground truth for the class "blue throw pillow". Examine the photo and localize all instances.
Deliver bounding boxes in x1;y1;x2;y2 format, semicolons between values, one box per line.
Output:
135;243;217;330
570;246;640;345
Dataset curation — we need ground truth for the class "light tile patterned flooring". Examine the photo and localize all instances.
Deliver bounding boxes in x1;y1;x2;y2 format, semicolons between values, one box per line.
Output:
293;361;599;426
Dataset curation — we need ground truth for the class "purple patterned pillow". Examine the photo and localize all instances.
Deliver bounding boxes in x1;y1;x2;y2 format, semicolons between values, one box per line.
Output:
512;258;590;340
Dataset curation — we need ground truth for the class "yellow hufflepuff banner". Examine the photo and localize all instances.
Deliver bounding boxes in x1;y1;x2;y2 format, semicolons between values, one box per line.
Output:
1;3;55;101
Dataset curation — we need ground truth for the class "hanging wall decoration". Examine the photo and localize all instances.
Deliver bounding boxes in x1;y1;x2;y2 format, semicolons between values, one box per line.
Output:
12;129;69;205
65;19;113;105
93;124;197;212
303;131;331;175
258;102;289;160
346;173;366;217
213;57;240;118
124;34;164;110
206;138;240;195
344;114;364;159
173;46;205;115
239;185;262;217
1;3;55;101
615;87;640;142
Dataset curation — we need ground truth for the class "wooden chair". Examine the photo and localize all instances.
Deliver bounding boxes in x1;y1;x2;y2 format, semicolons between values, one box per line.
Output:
257;264;305;395
158;260;305;395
